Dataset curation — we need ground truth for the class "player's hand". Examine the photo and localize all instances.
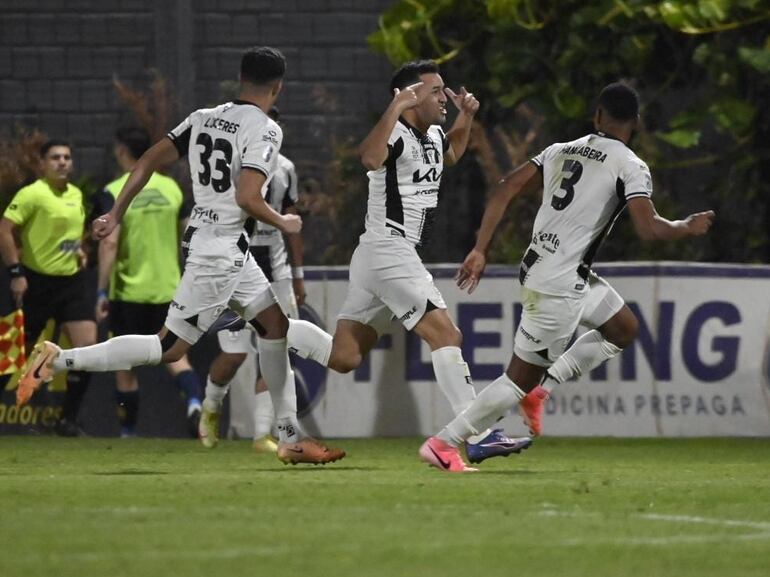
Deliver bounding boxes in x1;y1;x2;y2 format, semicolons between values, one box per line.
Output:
280;213;302;235
77;247;88;269
10;276;27;308
293;278;306;307
95;293;109;322
445;87;479;117
392;81;424;112
455;248;487;294
92;212;118;240
684;210;715;236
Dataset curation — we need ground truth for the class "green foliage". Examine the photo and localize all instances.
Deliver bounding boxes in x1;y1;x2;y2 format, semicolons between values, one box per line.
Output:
368;0;770;263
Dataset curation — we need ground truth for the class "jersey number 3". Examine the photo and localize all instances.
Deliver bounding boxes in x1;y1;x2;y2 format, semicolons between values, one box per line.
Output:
552;159;583;211
197;132;233;193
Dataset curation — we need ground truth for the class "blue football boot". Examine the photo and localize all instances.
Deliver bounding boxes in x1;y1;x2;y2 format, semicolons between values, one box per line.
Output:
465;429;533;464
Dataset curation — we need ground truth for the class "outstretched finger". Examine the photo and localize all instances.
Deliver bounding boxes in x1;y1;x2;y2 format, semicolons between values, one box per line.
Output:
405;81;424;92
444;87;458;100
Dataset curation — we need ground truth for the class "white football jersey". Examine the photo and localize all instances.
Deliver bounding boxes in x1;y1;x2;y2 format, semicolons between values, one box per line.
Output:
249;153;298;281
167;100;282;234
361;119;448;246
522;132;653;296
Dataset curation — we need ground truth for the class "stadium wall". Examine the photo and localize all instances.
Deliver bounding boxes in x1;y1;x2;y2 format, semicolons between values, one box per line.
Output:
0;0;393;182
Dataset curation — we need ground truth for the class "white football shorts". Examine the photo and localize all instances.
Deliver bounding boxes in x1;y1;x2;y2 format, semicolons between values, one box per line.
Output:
165;229;275;345
337;237;446;334
514;272;624;367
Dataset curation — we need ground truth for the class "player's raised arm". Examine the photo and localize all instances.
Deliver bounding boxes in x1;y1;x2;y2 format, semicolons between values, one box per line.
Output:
358;81;424;171
92;138;180;240
456;160;542;293
235;168;301;235
444;86;479;167
627;198;715;241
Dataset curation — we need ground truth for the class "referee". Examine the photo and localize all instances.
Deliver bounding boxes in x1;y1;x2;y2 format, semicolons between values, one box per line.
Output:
0;139;96;436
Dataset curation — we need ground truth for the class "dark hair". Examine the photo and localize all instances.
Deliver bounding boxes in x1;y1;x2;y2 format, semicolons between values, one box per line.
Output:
40;139;71;158
240;46;286;86
598;82;640;122
390;59;440;94
115;125;150;160
268;106;280;121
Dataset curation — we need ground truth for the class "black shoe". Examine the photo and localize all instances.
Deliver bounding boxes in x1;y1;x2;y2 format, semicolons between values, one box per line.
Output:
55;418;84;437
187;405;201;439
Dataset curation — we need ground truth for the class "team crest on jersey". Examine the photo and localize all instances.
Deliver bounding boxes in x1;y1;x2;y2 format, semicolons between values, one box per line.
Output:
262;130;279;145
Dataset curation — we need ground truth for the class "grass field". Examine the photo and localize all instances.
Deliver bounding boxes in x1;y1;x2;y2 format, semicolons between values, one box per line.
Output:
1;436;769;577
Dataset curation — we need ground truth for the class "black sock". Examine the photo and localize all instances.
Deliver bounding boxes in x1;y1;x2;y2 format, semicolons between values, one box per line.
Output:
61;371;91;422
174;370;201;405
116;390;140;431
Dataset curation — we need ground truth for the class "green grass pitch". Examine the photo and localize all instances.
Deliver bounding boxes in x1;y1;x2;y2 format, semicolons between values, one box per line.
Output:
1;436;769;577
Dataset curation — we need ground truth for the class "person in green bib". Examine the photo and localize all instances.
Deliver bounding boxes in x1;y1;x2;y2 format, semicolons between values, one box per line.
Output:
0;139;97;436
94;126;202;437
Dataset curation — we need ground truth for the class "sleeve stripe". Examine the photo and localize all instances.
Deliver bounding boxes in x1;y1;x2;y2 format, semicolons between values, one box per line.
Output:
530;158;542;167
625;192;651;200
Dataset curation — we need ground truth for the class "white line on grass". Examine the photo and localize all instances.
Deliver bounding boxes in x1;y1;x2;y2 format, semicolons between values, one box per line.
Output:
538;508;770;547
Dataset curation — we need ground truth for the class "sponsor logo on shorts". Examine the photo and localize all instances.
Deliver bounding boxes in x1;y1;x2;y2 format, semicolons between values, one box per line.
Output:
170;300;186;311
519;326;542;344
234;259;243;267
399;306;418;322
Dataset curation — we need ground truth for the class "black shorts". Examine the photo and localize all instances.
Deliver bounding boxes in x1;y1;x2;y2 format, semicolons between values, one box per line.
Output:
109;301;169;336
24;268;95;347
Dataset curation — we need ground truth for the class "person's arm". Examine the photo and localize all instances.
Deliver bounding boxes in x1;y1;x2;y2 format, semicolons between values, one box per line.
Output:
444;87;480;167
359;82;425;171
95;224;120;322
235;169;301;234
456;161;543;293
627;198;715;240
283;205;306;306
92;138;180;240
0;217;26;307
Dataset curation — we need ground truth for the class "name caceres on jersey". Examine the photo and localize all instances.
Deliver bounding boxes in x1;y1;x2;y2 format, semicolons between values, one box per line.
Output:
167;100;282;234
522;132;653;296
362;119;449;246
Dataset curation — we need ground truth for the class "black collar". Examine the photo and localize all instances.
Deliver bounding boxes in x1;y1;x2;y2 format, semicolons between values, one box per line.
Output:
399;116;428;140
232;99;263;110
594;131;625;144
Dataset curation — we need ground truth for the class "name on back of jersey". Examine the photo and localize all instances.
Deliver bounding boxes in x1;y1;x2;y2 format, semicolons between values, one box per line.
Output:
560;143;607;163
203;116;240;134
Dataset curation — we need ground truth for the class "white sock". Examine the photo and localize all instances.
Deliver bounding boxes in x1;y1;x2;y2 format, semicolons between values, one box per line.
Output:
547;330;622;388
253;389;275;439
53;335;162;372
430;346;489;444
258;337;302;443
287;319;332;366
203;376;229;411
437;374;526;445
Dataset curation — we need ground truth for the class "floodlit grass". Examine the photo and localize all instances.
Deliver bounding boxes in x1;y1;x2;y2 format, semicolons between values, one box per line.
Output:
1;436;769;577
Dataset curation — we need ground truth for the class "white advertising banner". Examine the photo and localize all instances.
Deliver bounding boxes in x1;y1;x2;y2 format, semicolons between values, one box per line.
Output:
233;262;770;438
